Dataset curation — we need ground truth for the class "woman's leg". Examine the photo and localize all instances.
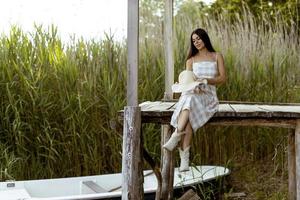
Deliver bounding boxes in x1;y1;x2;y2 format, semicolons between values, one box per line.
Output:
178;121;193;172
163;109;190;151
177;109;190;132
182;122;193;149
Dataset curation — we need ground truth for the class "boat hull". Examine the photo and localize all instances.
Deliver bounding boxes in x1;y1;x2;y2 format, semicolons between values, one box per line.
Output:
0;165;230;200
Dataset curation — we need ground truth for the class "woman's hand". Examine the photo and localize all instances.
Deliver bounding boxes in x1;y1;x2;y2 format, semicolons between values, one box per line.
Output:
193;85;205;94
196;78;208;85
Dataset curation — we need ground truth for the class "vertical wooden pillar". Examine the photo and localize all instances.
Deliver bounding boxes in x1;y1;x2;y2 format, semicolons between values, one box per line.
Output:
122;0;142;199
127;0;139;107
161;125;174;200
161;0;174;199
122;106;143;200
163;0;174;100
288;130;296;200
295;120;300;200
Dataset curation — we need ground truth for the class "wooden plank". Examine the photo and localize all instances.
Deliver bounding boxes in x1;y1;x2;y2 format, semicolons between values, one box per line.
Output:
121;106;143;200
259;105;300;113
163;99;300;106
136;102;300;117
118;102;300;123
221;101;300;106
296;120;300;200
135;113;297;128
127;0;139;106
288;130;296;200
139;101;176;111
229;104;266;113
218;104;235;112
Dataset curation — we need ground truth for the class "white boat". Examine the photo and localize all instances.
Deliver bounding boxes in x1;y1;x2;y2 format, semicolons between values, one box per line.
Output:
0;165;230;200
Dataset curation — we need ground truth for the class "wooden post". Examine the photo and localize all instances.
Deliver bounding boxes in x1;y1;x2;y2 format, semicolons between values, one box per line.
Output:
295;120;300;200
121;106;143;200
127;0;139;107
160;0;174;199
122;0;143;199
163;0;174;100
161;125;174;200
288;130;296;200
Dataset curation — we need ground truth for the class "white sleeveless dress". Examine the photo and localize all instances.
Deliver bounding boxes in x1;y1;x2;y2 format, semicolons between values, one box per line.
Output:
170;61;219;132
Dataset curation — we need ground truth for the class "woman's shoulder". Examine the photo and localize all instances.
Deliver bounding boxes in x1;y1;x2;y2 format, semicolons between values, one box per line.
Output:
214;52;224;59
186;58;193;70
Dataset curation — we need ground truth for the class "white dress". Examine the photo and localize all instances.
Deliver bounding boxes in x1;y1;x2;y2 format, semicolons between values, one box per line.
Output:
170;61;219;132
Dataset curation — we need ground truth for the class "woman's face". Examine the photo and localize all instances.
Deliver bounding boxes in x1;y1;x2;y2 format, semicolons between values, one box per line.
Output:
192;34;205;50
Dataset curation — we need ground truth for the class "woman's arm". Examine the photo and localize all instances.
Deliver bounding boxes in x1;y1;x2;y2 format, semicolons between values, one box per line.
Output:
206;53;226;85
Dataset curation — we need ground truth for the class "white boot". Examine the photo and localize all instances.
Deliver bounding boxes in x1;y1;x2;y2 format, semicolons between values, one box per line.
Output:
179;146;190;172
163;129;185;151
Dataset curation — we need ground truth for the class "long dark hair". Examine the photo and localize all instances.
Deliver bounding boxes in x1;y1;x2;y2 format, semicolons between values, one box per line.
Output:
187;28;215;61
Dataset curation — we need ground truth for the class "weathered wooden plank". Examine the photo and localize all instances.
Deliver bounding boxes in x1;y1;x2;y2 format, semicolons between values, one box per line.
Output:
135;102;300;118
139;101;176;111
218;104;235;112
220;100;300;106
229;104;266;113
288;130;296;200
119;102;300;124
121;106;143;200
295;120;300;199
165;99;300;105
259;105;300;113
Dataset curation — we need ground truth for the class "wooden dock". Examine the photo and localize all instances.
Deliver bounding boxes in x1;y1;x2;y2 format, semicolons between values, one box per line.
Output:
118;101;300;200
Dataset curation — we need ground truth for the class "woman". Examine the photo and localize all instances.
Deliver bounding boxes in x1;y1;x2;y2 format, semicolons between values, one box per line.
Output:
163;28;226;172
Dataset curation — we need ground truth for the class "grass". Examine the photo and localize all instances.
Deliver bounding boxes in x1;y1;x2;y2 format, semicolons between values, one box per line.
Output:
0;3;299;198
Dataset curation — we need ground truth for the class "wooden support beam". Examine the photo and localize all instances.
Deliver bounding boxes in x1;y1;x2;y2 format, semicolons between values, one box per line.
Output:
161;125;174;200
142;148;162;200
163;0;174;100
122;0;142;199
162;1;174;199
121;106;143;200
208;118;296;129
296;120;300;200
127;0;139;106
288;130;296;200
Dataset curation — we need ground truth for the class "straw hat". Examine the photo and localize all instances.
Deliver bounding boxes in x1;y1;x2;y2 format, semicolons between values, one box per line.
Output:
172;70;199;93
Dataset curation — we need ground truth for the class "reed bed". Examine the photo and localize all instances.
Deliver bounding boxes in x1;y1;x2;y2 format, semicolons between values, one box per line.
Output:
0;5;299;198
